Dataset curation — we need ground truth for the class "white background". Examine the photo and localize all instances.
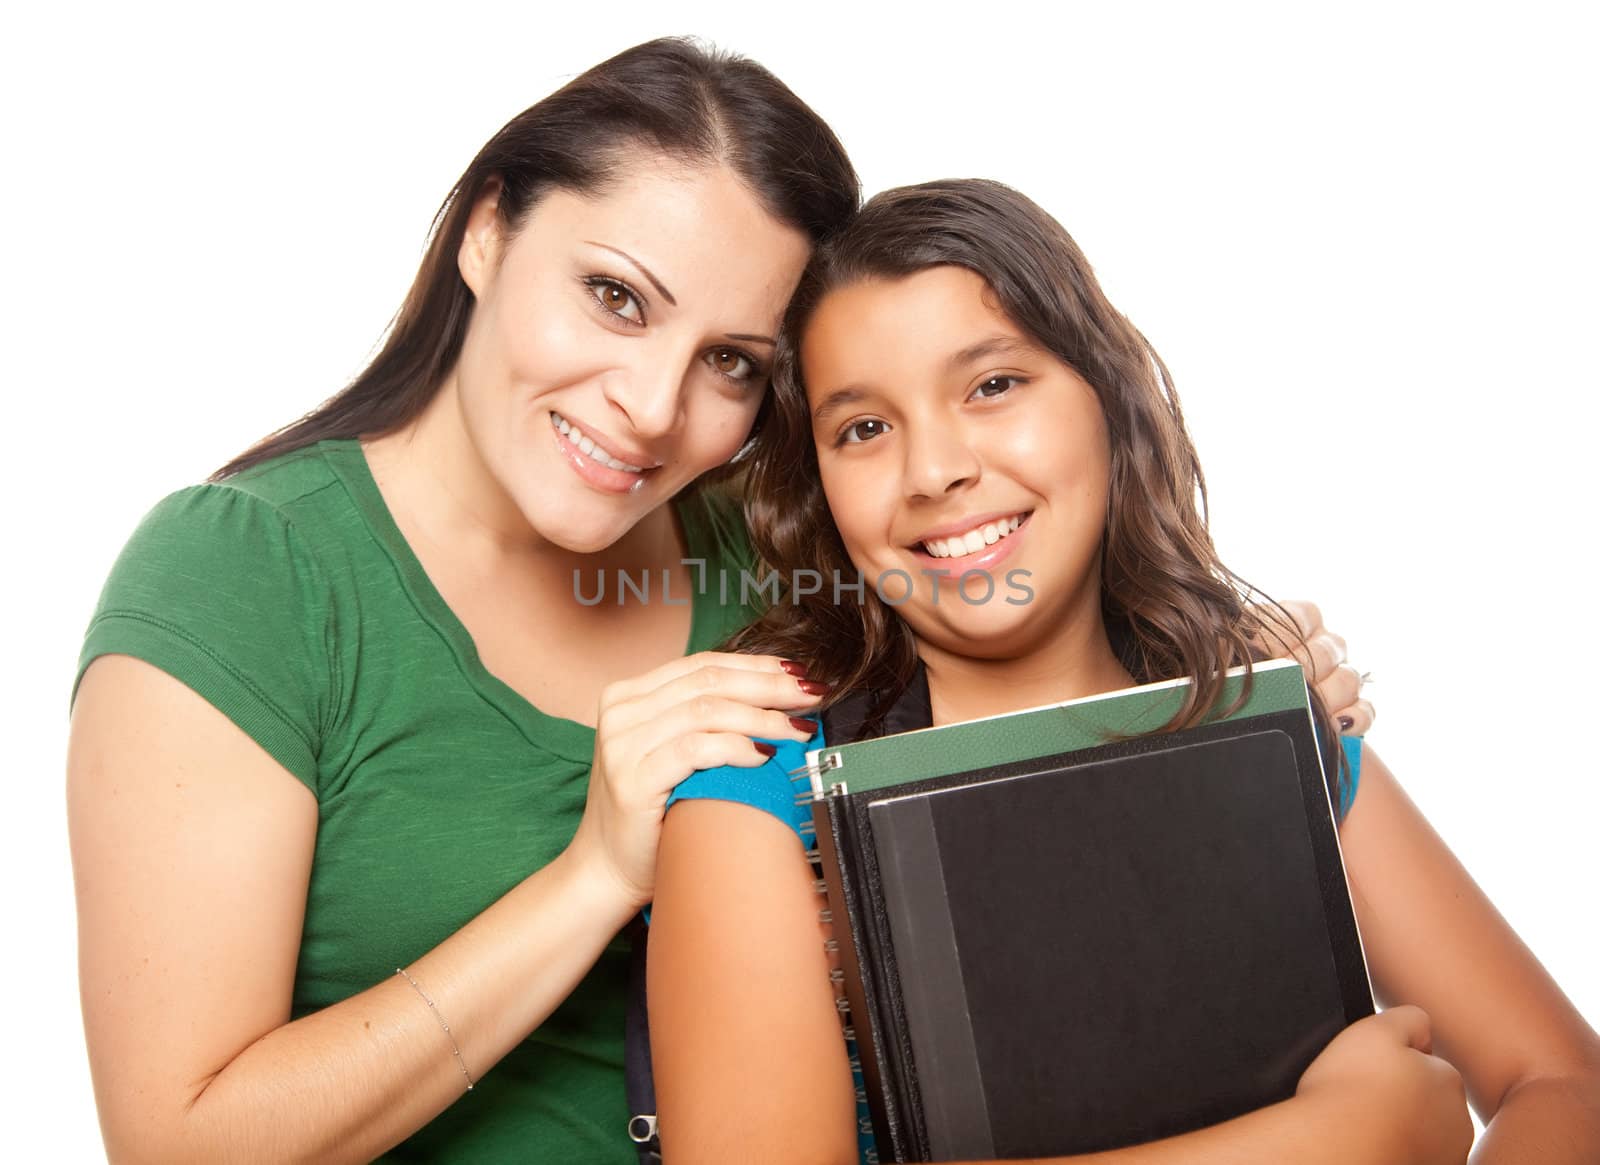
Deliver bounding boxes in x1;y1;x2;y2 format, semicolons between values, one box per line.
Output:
6;1;1595;1158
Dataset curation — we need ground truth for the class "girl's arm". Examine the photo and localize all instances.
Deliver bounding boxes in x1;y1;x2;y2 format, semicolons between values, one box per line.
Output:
649;799;1470;1165
1338;747;1600;1163
70;651;816;1164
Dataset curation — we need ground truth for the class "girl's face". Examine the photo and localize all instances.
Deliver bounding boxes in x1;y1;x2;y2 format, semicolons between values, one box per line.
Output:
455;160;812;552
803;265;1112;660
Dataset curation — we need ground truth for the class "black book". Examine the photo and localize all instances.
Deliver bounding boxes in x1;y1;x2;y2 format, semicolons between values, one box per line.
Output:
803;661;1373;1161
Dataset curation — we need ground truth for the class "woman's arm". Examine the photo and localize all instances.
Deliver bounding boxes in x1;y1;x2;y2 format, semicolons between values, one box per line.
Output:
70;656;638;1163
70;651;819;1164
1251;598;1376;734
648;799;1471;1165
1338;747;1600;1163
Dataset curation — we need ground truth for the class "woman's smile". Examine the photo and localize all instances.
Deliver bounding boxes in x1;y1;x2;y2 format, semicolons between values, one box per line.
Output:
548;409;663;494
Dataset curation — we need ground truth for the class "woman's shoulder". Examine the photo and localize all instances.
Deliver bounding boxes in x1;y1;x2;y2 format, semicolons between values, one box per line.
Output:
211;438;345;498
111;441;360;581
76;443;360;790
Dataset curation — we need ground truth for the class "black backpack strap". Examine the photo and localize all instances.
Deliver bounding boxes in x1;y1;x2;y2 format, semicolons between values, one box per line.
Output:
820;661;933;743
623;912;662;1164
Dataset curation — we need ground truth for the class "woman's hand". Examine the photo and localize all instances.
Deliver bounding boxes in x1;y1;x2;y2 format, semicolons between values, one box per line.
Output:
1249;598;1375;734
1295;1006;1473;1165
567;651;824;908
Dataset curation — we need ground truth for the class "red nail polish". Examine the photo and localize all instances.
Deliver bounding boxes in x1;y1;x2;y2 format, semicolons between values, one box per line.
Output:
753;741;777;757
790;717;818;737
797;680;831;697
1338;715;1355;732
779;660;809;678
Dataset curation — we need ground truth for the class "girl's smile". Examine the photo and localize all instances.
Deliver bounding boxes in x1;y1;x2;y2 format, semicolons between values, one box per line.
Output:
907;509;1033;574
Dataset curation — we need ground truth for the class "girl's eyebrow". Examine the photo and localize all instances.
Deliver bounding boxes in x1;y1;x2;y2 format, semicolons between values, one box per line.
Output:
947;335;1036;370
811;386;869;427
583;240;677;306
812;336;1035;426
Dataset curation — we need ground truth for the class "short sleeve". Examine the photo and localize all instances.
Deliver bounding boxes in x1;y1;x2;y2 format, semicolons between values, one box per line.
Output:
1338;735;1363;821
666;723;823;847
75;484;337;795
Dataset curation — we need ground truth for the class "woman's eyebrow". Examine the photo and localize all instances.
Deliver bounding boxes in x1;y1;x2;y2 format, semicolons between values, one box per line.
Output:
726;333;777;346
583;241;677;306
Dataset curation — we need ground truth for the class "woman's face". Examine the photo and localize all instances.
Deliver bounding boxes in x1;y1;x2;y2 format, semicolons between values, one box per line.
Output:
454;159;812;552
803;265;1112;660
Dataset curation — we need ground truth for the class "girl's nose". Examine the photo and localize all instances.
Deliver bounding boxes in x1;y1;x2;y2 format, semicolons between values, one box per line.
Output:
901;420;981;500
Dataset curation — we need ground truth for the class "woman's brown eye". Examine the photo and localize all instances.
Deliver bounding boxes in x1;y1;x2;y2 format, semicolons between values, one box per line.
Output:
707;348;755;380
587;277;644;324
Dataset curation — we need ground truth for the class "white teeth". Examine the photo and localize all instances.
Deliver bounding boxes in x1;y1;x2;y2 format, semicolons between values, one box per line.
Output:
921;513;1028;559
550;412;647;474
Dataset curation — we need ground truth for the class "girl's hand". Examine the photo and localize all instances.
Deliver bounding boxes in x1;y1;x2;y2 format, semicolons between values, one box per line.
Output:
566;651;824;909
1296;1006;1473;1165
1249;598;1375;735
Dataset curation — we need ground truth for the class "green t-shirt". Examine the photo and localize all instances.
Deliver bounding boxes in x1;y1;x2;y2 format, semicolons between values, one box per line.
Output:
75;439;760;1163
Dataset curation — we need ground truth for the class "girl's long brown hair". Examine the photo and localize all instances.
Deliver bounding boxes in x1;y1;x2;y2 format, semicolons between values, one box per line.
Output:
729;179;1343;796
213;37;859;481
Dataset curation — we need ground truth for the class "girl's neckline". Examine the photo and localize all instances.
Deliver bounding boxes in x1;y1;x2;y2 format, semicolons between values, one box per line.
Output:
319;437;721;762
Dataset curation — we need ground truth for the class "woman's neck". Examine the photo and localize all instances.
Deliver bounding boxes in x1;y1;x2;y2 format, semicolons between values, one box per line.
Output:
920;606;1135;727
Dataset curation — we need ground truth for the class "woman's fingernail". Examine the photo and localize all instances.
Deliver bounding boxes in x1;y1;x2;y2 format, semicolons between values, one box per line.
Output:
1338;715;1355;731
779;660;809;678
797;680;831;697
790;717;818;737
753;741;777;757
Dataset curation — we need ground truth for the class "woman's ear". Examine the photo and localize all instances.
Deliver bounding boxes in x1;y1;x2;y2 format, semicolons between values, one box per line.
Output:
458;179;506;297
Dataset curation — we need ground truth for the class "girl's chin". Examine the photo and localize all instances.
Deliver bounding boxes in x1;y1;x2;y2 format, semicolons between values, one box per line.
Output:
906;605;1045;658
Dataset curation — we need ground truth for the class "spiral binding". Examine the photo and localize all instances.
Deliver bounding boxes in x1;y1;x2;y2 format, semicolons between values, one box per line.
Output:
797;754;856;1034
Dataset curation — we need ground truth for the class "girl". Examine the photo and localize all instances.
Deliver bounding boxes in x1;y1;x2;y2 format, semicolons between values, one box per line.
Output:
649;180;1600;1163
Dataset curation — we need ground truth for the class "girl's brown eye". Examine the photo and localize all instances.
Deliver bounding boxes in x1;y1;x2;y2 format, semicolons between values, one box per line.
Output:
840;418;890;445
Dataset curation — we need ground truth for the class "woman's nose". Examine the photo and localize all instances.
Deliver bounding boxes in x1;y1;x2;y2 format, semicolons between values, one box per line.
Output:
601;354;689;441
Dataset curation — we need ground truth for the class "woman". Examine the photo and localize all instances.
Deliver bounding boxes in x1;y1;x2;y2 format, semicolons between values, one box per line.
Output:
67;38;853;1163
67;40;1359;1164
649;181;1600;1162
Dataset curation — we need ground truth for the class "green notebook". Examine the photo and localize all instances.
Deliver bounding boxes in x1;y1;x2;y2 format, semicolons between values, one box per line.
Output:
804;660;1373;1162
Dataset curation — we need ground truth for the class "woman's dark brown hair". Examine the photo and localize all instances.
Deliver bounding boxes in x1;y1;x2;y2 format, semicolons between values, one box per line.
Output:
214;37;859;479
730;178;1343;795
